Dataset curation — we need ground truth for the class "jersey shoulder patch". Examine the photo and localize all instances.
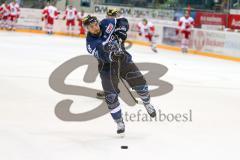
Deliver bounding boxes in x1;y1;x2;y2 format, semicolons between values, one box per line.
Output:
106;23;114;34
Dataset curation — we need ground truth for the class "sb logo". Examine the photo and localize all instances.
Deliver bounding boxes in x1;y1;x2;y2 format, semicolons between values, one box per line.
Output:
49;55;173;121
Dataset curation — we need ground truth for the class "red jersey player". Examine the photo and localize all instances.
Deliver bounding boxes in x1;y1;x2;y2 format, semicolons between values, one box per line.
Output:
63;5;77;34
137;19;158;53
8;0;20;31
0;1;10;29
41;2;49;32
42;4;59;34
177;10;194;53
77;10;85;35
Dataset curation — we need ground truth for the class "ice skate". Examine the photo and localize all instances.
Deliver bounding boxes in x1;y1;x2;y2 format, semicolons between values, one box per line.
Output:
144;103;156;117
115;118;125;136
96;91;105;99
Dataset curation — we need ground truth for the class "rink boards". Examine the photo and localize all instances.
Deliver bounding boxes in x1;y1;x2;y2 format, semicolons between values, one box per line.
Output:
7;8;240;62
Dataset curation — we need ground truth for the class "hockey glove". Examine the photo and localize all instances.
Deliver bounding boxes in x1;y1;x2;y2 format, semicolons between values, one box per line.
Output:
104;40;124;62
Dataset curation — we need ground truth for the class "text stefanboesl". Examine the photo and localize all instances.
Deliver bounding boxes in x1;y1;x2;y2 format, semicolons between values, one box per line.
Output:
124;109;192;122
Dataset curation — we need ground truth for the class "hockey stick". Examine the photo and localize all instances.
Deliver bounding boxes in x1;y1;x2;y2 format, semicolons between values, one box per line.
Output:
113;34;141;105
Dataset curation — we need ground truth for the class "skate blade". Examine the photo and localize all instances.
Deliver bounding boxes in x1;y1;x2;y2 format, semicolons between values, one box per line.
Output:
96;96;105;99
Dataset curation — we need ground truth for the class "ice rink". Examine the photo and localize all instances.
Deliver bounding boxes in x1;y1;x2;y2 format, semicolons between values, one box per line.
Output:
0;31;240;160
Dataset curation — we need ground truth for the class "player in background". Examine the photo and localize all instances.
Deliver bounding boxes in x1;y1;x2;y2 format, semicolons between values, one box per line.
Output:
8;0;20;31
137;19;158;53
106;8;121;18
0;6;1;28
63;5;77;34
0;1;10;29
0;1;4;29
83;15;157;135
43;3;59;34
177;10;194;53
41;2;49;32
77;10;85;35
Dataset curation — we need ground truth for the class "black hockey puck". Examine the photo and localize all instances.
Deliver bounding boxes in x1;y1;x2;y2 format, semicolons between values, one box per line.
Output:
121;146;128;149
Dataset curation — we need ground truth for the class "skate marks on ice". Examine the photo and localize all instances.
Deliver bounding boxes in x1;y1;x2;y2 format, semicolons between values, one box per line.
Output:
49;55;173;121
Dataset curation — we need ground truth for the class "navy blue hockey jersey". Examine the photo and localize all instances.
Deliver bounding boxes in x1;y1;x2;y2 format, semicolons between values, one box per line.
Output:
86;18;131;64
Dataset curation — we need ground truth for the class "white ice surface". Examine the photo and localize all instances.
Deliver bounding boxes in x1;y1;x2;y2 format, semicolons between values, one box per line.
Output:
0;31;240;160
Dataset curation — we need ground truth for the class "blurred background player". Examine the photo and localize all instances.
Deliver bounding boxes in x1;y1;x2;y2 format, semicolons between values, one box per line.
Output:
106;8;120;18
41;2;49;32
177;10;194;53
43;3;59;34
137;18;158;53
8;0;20;31
0;1;10;29
47;3;59;34
63;5;77;34
77;10;85;35
0;1;4;29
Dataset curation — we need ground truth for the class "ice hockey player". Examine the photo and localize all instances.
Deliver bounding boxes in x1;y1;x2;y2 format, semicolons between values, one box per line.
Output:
63;5;77;34
177;10;194;53
0;7;1;28
42;3;59;34
106;8;121;18
77;10;85;35
8;0;20;31
41;2;49;32
137;18;158;53
83;15;157;135
96;8;122;99
0;1;10;29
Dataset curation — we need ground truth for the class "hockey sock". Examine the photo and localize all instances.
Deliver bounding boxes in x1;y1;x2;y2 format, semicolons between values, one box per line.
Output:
110;104;122;121
133;84;150;104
